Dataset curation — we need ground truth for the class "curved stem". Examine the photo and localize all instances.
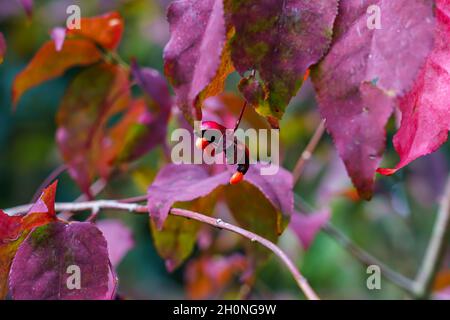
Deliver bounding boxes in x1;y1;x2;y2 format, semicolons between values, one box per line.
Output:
292;119;326;185
5;200;319;300
322;223;416;294
234;70;256;132
171;208;319;300
413;174;450;298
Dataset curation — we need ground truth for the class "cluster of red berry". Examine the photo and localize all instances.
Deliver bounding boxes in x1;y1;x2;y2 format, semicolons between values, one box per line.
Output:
195;121;249;185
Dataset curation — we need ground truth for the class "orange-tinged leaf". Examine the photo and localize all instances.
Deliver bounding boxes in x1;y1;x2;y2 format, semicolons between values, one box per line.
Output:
66;12;124;50
12;39;102;107
0;181;58;299
433;270;450;292
185;254;248;299
21;181;58;231
98;62;172;177
98;99;149;176
56;63;130;195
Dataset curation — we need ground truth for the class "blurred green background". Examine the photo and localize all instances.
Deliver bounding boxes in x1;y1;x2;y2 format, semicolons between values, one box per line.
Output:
1;0;449;300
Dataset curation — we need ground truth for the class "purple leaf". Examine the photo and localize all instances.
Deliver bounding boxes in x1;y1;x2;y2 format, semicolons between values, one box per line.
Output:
290;211;330;249
163;0;229;122
132;60;172;115
147;163;295;232
0;32;6;64
9;222;110;300
147;164;230;229
124;60;171;159
312;0;435;199
50;27;66;52
225;0;339;123
244;164;294;221
97;219;134;268
19;0;33;18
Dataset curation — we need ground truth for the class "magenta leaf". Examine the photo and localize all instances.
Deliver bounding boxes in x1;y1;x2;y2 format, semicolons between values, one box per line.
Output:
312;0;436;199
125;60;171;159
290;211;330;250
244;165;294;220
225;0;339;123
147;163;294;234
97;219;134;268
378;0;450;175
132;61;172;116
163;0;228;122
19;0;33;18
0;32;6;64
147;164;231;229
9;222;110;300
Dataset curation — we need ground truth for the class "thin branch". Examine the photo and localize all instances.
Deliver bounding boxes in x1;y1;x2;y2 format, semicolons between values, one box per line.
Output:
5;200;319;300
413;174;450;298
171;208;319;300
59;178;108;220
292;119;326;185
118;194;147;203
234;70;256;132
5;199;143;216
322;223;416;293
294;194;417;295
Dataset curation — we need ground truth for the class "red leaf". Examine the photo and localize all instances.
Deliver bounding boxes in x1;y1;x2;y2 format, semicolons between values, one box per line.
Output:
66;12;124;50
0;181;58;299
378;0;450;175
12;39;102;107
312;0;435;199
1;181;57;243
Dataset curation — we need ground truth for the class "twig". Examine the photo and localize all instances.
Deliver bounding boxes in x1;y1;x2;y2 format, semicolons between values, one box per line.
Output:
5;200;319;300
118;194;147;203
294;194;417;295
171;208;319;300
295;181;450;299
5;199;142;216
31;164;67;203
322;223;416;293
59;178;107;220
292;119;326;185
234;70;256;132
413;175;450;298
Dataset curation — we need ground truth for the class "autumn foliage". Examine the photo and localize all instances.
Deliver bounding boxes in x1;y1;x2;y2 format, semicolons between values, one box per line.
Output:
0;0;449;300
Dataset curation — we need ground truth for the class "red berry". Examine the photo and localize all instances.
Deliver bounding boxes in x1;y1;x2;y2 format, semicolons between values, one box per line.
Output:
229;172;244;185
196;137;210;150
